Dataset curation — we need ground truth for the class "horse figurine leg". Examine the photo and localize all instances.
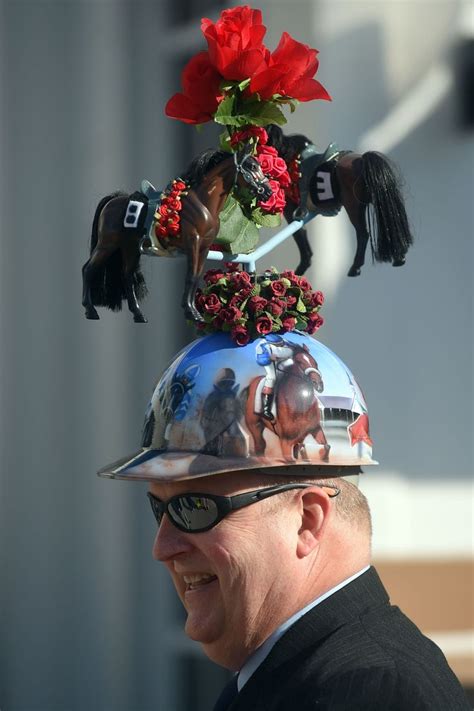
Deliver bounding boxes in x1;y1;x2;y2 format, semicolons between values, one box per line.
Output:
82;245;115;320
346;203;370;277
122;242;147;323
181;237;205;322
284;203;313;276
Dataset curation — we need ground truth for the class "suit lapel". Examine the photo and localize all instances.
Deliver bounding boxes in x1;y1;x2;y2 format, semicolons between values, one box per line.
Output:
233;567;389;708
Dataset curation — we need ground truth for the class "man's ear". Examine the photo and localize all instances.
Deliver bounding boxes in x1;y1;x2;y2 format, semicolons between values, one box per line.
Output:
296;488;332;558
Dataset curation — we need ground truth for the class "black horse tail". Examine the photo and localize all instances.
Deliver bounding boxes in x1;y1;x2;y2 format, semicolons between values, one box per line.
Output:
361;152;414;264
88;191;148;311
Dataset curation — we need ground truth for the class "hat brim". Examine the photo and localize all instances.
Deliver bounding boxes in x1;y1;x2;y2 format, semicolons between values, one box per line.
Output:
97;447;375;483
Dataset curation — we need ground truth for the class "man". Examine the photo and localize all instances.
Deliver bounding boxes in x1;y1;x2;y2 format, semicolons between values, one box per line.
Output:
99;332;470;710
147;467;470;710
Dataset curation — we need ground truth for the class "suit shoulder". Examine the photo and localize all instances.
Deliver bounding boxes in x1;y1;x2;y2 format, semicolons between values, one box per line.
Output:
284;607;470;711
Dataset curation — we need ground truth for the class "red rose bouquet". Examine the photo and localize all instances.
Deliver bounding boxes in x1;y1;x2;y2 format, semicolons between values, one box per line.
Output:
165;5;331;244
166;6;330;126
195;266;324;345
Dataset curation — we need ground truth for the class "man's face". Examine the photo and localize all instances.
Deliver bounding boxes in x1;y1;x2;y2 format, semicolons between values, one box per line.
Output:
149;471;301;670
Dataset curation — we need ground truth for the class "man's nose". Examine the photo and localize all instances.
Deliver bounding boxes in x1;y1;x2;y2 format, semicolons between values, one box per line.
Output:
152;513;193;562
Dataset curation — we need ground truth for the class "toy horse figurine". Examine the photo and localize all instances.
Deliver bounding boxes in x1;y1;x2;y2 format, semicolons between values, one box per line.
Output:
81;144;272;323
266;125;413;277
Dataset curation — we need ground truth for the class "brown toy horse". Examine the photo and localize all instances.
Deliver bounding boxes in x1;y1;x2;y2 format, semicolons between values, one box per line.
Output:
245;344;330;462
81;145;272;323
266;125;413;277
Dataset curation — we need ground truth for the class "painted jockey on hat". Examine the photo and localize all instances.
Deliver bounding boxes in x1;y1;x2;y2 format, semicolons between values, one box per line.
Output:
255;334;297;421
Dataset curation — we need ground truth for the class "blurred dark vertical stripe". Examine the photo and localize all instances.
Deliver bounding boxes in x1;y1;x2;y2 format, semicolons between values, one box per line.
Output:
0;2;187;710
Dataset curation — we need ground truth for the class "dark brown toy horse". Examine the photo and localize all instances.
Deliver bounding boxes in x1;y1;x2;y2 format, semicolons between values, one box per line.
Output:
82;145;272;323
267;125;413;276
245;344;330;462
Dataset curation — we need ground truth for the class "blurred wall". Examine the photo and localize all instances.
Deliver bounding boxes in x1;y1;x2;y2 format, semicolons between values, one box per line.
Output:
0;1;472;709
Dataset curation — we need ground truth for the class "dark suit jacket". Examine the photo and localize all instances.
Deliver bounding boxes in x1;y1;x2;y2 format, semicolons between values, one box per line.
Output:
230;567;470;710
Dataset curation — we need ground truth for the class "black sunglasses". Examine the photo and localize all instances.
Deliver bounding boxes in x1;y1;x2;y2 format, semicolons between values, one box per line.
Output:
147;483;340;533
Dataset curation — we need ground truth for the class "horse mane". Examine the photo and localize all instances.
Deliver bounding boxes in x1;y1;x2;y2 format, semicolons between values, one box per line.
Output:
182;149;230;188
267;124;313;162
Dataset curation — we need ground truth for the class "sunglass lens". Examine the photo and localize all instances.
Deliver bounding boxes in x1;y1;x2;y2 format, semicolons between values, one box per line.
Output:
169;495;219;531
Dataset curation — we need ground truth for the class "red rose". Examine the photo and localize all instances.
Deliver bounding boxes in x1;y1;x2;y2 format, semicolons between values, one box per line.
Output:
250;32;331;103
281;270;299;284
204;269;225;285
155;224;168;238
174;180;187;191
201;6;269;81
166;198;182;211
275;164;291;188
255;315;273;334
238;286;253;300
230;271;252;289
306;313;324;334
167;223;180;236
203;293;222;314
220;306;243;323
298;277;311;292
230;126;268;147
231;325;250;347
258;180;286;214
165;52;222;124
312;290;324;307
269;279;287;297
224;262;241;272
282;316;297;331
256;151;276;176
267;299;283;317
248;295;268;313
259;145;278;157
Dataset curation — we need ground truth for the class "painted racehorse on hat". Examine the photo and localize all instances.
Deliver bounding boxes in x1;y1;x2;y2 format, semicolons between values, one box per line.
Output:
266;125;414;277
245;344;330;462
81;145;272;323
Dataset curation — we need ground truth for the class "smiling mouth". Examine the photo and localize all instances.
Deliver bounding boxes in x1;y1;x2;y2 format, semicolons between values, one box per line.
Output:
183;574;218;591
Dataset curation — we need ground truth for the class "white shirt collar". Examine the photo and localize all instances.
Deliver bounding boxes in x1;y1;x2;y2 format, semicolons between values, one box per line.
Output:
237;565;370;692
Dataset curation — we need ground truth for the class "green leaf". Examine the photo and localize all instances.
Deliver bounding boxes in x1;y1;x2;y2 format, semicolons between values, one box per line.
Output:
238;78;251;91
215;196;260;254
213;95;238;126
296;319;307;330
296;297;307;313
251;208;282;228
241;100;287;127
219;130;232;152
273;96;300;114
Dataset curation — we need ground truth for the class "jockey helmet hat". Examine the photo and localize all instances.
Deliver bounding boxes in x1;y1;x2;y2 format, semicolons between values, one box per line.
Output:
98;332;376;483
99;331;377;481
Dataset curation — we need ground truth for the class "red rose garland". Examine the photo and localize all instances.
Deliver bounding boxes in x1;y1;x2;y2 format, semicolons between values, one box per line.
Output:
153;179;189;241
229;126;290;217
195;266;324;345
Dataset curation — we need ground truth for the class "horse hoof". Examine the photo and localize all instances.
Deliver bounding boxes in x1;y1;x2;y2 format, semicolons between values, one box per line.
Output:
319;446;330;462
85;308;100;320
134;313;148;323
347;266;361;277
392;258;406;267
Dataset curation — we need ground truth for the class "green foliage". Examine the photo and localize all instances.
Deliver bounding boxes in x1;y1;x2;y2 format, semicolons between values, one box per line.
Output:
214;93;287;128
215;196;260;254
251;208;282;228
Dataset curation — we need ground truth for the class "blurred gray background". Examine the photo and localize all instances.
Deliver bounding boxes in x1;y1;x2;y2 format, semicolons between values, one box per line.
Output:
0;1;472;710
